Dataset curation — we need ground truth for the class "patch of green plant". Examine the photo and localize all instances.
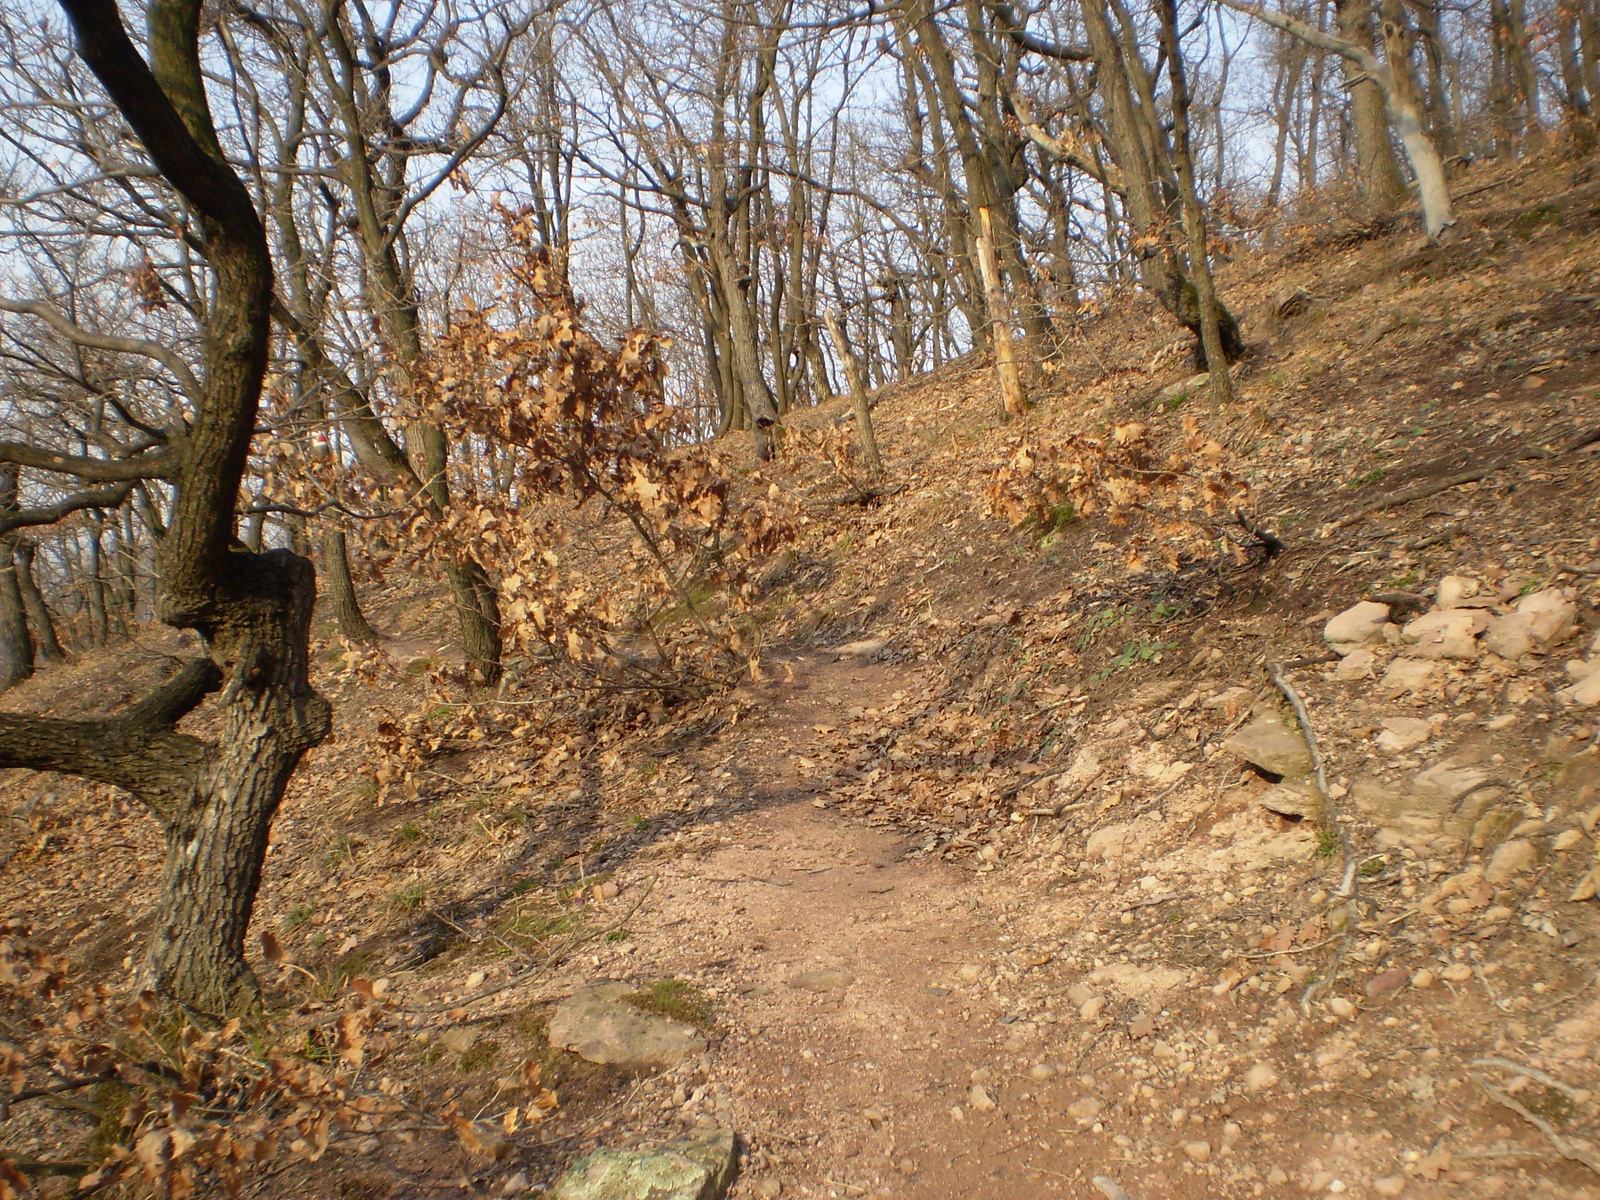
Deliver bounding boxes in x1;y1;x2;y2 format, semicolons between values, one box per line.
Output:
1346;468;1387;488
395;822;423;843
1511;203;1561;236
630;814;650;830
404;658;435;675
423;1042;445;1068
1358;856;1387;878
352;779;380;801
1151;602;1180;622
1382;569;1423;591
86;1079;132;1161
605;929;630;942
321;835;356;871
497;905;578;949
623;978;714;1030
1076;607;1127;651
423;704;455;723
458;1040;500;1073
1316;827;1340;858
390;882;427;911
1523;1085;1575;1127
1092;638;1176;682
1160;389;1188;412
284;903;317;929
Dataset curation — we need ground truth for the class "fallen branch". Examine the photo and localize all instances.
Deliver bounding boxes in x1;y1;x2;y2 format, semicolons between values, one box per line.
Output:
1268;660;1360;1013
1323;425;1600;534
1478;1080;1600;1177
1470;1057;1589;1102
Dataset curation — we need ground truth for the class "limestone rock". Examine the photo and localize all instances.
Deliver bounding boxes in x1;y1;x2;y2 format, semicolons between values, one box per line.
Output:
548;983;706;1070
1401;609;1488;660
789;969;854;992
1375;717;1432;753
1223;712;1313;778
1377;656;1436;698
551;1128;737;1200
1436;575;1479;609
1483;612;1535;660
1161;372;1210;400
1323;601;1391;655
1560;671;1600;708
1516;588;1578;646
1334;648;1379;681
1257;779;1322;820
1484;839;1537;884
1085;823;1136;859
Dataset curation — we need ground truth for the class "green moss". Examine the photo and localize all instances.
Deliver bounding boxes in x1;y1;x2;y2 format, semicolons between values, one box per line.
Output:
622;979;714;1030
86;1079;131;1161
390;882;427;910
458;1040;501;1073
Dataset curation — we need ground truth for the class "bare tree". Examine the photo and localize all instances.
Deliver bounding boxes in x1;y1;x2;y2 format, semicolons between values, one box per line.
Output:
0;0;330;1012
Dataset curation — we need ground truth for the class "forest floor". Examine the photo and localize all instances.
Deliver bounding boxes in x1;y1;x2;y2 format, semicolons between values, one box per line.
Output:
5;151;1600;1200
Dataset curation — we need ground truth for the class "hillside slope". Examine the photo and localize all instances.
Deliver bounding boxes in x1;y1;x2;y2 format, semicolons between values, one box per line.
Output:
3;152;1600;1200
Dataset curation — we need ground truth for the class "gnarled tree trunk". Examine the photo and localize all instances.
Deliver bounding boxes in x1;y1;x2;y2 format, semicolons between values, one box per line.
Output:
14;541;65;662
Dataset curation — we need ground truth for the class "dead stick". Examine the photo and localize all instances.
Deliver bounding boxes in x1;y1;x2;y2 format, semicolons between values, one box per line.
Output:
1269;660;1359;1011
1478;1081;1600;1177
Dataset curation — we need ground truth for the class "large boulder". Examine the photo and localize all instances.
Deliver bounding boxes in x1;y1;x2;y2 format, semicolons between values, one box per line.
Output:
552;1128;738;1200
1224;712;1313;778
548;983;706;1070
1323;601;1392;655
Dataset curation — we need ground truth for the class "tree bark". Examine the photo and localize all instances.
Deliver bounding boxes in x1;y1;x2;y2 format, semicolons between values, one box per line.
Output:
0;539;35;692
822;308;884;474
1334;0;1404;209
320;528;379;644
974;208;1028;415
13;541;64;662
1157;0;1234;409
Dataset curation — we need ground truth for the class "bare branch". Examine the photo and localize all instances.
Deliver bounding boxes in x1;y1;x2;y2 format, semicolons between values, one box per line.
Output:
0;440;174;481
0;480;135;535
0;297;202;403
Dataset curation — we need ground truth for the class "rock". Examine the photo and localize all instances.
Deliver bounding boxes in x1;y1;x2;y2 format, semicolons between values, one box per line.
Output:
551;1128;737;1200
789;969;854;992
1161;372;1210;400
1377;657;1436;698
1411;968;1435;989
1329;997;1356;1018
1401;609;1488;659
1324;602;1391;655
548;983;706;1069
1560;672;1600;707
1484;839;1537;884
956;964;983;983
1517;588;1578;646
1182;1140;1212;1164
1243;1062;1278;1092
1555;828;1586;851
1066;1096;1102;1120
1366;967;1408;998
835;638;888;659
1436;576;1480;609
1224;712;1313;778
1568;659;1600;681
501;1172;531;1195
751;1181;782;1198
1334;648;1379;681
1375;717;1433;753
1257;779;1322;821
439;1027;479;1054
1483;612;1535;660
968;1084;996;1112
1028;1063;1057;1081
1373;1177;1407;1197
1078;995;1107;1020
1085;824;1136;859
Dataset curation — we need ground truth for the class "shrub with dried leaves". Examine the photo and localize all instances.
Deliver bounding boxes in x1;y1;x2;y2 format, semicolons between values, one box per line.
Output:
984;415;1258;570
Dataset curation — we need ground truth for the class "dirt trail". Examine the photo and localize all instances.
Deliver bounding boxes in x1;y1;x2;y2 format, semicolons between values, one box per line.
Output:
610;652;1109;1199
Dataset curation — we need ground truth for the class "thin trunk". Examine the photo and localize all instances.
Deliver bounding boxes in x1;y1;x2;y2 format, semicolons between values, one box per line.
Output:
822;308;884;475
321;528;380;644
14;541;65;663
975;207;1028;415
1158;0;1233;410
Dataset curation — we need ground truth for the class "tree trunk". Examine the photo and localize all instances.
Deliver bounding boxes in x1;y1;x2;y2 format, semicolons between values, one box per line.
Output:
14;540;65;662
320;528;380;644
1335;0;1404;209
0;541;35;692
143;553;328;1012
1158;0;1234;409
974;208;1028;415
822;308;884;474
